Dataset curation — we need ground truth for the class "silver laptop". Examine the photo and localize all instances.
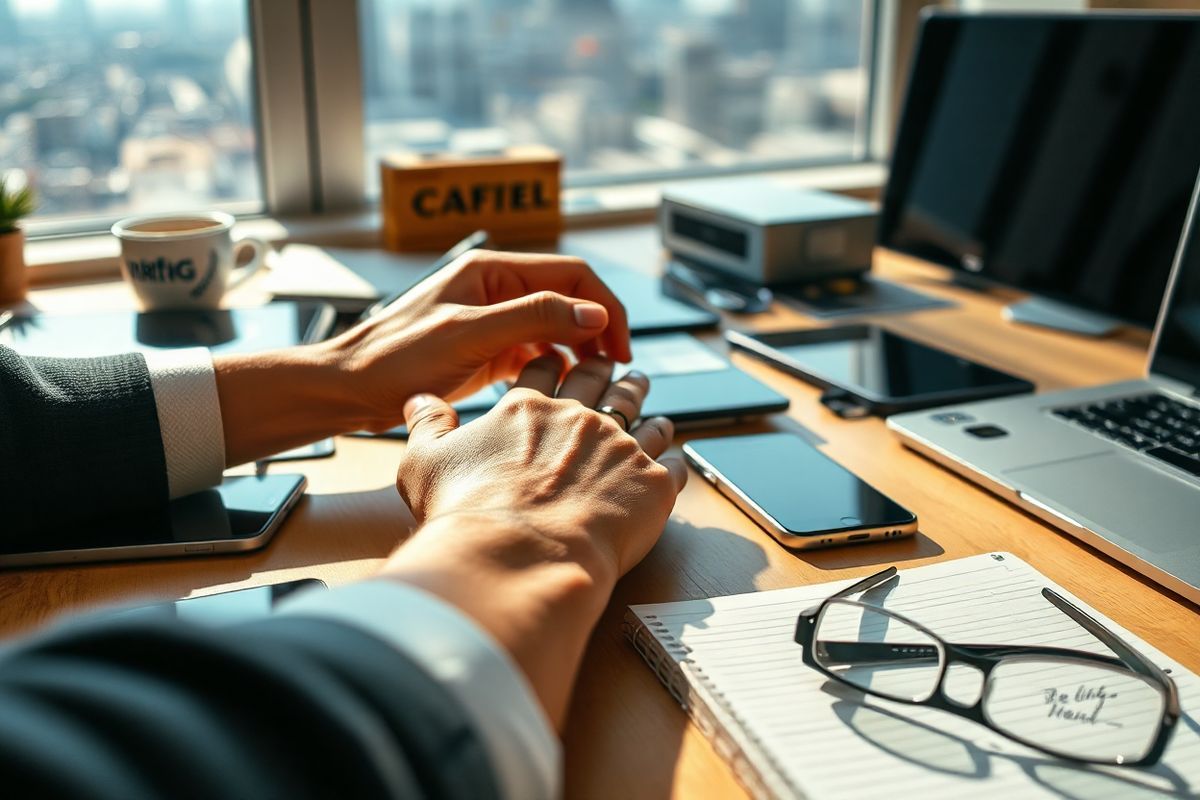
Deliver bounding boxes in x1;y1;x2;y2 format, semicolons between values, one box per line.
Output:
888;174;1200;605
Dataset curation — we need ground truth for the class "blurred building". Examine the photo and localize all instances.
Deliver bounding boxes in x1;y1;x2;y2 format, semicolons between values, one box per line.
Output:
0;0;257;218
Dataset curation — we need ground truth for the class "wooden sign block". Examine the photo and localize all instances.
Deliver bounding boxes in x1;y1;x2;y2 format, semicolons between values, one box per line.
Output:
380;145;562;252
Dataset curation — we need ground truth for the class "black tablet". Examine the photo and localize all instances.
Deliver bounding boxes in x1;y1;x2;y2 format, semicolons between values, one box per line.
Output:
365;334;787;437
727;325;1033;416
1;474;307;568
0;301;337;357
639;368;789;426
590;261;720;335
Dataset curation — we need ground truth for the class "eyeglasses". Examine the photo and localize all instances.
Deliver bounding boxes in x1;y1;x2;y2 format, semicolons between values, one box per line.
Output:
794;566;1181;766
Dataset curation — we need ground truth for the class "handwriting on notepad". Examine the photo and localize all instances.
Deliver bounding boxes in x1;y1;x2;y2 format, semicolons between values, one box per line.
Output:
1042;686;1122;727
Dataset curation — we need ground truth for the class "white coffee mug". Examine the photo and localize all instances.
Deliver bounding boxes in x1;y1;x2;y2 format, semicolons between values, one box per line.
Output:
112;211;267;310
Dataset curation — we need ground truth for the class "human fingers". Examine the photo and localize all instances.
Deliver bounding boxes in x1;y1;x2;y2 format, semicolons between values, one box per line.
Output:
631;416;674;458
511;352;567;396
458;252;632;362
593;370;649;434
466;290;611;359
659;456;689;494
554;357;614;407
403;394;460;447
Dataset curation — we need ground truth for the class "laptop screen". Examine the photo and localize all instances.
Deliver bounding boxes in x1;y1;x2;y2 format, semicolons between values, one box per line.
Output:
1150;176;1200;391
879;13;1200;328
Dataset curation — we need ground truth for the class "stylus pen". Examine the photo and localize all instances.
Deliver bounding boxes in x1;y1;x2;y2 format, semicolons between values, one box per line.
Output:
358;229;490;322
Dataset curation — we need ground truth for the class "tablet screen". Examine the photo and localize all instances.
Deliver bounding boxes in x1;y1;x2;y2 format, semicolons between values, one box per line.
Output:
756;326;1026;400
0;302;335;358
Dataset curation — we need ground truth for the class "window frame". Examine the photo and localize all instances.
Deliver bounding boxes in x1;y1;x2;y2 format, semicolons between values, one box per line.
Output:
20;0;893;245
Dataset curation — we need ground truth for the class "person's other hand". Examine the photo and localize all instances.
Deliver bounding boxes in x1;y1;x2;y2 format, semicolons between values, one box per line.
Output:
394;355;685;580
320;250;631;432
383;357;686;726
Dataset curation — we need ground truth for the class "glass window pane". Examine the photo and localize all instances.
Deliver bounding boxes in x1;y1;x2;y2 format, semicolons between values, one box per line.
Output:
360;0;870;195
0;0;262;226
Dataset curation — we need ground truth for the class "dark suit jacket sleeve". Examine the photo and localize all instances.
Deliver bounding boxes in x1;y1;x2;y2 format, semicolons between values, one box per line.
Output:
0;345;169;543
0;613;502;800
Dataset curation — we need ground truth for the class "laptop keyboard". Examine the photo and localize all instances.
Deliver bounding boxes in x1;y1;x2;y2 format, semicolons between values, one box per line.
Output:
1051;392;1200;479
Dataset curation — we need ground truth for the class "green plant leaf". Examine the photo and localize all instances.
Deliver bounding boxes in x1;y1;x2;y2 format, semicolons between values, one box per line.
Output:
0;174;36;232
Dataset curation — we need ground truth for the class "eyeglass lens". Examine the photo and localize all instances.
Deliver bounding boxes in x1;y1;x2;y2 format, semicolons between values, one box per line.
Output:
814;601;943;703
984;658;1166;764
814;601;1166;764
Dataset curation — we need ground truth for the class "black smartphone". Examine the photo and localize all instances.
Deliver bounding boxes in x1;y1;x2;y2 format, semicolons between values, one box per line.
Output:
683;432;917;550
4;474;308;568
640;368;790;426
114;579;327;625
726;325;1033;416
262;438;336;462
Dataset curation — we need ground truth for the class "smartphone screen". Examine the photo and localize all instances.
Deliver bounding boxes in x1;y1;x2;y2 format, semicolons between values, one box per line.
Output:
5;474;306;563
684;432;915;545
113;579;327;626
173;579;325;623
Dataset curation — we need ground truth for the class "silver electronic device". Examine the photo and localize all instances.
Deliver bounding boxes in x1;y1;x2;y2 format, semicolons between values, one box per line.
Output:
888;171;1200;605
1;474;306;567
660;177;876;286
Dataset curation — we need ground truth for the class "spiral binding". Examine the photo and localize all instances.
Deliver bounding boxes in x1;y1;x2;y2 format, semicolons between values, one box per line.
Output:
622;610;806;800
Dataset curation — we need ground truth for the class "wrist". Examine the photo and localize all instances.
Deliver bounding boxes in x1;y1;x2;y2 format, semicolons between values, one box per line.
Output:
212;346;359;463
384;510;615;614
380;510;616;728
310;332;421;432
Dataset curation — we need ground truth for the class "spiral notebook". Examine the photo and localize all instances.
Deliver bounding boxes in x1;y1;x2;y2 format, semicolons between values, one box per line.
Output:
624;553;1200;799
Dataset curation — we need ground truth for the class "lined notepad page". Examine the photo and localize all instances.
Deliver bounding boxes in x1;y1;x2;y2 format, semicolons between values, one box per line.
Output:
629;553;1200;800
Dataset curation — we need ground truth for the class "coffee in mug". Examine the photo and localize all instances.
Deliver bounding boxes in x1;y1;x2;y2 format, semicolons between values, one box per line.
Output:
112;211;267;310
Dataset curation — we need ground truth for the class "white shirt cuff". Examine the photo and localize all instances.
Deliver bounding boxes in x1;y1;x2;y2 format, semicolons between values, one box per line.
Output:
279;580;560;800
142;348;226;499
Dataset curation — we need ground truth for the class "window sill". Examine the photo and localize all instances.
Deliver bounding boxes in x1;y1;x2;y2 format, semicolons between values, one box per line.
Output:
26;161;886;287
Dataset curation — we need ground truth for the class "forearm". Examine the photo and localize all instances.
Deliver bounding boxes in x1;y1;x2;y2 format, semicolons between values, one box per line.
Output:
0;347;168;536
380;511;615;730
213;344;363;466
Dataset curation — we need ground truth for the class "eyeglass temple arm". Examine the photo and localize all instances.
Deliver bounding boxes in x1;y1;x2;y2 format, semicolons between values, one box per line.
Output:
832;566;898;599
799;567;899;620
1042;588;1178;701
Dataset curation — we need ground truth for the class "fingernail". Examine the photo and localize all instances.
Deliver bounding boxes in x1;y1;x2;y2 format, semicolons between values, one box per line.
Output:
626;370;647;383
404;393;434;416
574;303;607;328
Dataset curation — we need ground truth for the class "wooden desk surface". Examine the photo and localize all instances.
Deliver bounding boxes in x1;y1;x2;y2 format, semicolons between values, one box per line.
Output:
4;225;1197;800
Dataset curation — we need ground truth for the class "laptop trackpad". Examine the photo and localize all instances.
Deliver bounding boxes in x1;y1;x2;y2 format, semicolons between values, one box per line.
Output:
1006;453;1200;554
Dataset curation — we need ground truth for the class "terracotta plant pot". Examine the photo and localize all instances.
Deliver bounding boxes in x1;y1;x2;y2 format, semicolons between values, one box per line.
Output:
0;228;27;305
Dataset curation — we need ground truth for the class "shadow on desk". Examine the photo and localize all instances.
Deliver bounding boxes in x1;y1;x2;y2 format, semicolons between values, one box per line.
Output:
827;682;1195;799
563;520;770;797
803;531;945;571
0;486;413;639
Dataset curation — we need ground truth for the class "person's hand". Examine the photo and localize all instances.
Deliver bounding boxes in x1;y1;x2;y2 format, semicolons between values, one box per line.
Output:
211;250;632;465
320;250;632;432
395;354;685;579
382;356;686;727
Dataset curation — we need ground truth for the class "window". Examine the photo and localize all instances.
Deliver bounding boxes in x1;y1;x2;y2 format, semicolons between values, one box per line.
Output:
8;0;882;236
360;0;874;195
0;0;260;226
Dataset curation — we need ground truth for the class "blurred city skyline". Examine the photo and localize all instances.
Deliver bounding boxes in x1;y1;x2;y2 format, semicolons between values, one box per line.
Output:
0;0;870;222
0;0;257;220
362;0;868;192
